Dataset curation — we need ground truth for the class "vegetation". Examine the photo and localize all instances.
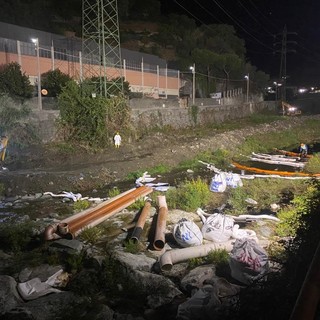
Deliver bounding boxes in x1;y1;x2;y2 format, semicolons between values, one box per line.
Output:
0;221;40;253
57;80;132;147
123;239;144;254
41;69;73;97
73;199;91;212
226;178;306;216
0;62;33;100
165;177;211;211
304;153;320;173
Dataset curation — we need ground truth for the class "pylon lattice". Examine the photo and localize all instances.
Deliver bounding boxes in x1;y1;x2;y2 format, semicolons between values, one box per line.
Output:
82;0;123;97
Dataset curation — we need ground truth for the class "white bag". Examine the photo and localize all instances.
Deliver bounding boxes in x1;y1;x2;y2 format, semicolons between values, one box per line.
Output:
173;218;203;247
201;213;234;243
210;173;227;192
226;173;243;188
229;238;269;285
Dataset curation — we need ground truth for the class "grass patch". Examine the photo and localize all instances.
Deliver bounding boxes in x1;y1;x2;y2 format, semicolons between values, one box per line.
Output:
126;164;171;181
166;177;212;211
304;153;320;173
108;186;121;198
123;239;144;253
73;199;91;212
79;226;104;245
0;221;40;253
226;178;306;216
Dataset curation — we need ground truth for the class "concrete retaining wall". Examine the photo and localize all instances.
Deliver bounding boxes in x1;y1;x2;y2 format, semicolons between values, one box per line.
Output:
29;97;276;142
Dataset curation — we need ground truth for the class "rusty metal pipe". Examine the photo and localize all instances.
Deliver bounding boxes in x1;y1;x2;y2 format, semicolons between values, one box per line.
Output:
44;187;153;240
153;195;168;251
72;189;152;237
61;188;136;224
68;186;152;236
44;224;60;240
130;199;152;242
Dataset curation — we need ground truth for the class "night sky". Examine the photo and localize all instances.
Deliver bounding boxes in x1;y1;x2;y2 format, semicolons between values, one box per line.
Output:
160;0;320;86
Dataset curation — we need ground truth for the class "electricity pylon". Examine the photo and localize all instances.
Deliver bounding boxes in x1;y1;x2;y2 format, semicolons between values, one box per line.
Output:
82;0;123;97
273;25;297;102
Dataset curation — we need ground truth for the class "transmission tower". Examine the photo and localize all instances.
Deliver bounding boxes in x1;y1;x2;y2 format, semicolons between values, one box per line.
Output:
273;25;297;102
82;0;123;97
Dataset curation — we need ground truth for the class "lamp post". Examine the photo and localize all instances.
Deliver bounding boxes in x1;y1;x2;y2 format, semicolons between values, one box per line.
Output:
273;81;278;103
244;74;249;103
189;63;195;105
31;38;42;110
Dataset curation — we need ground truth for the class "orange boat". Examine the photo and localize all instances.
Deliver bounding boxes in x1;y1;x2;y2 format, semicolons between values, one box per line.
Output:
232;161;320;177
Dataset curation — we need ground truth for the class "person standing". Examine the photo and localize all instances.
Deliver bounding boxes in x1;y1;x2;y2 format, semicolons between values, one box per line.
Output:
299;143;308;158
114;132;122;148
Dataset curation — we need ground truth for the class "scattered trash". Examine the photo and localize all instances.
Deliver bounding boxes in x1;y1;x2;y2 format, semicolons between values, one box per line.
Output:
197;209;234;243
17;269;69;301
229;238;269;285
135;171;170;191
44;191;107;202
245;198;258;205
209;171;243;193
270;203;280;211
135;171;156;186
210;173;227;193
173;218;203;247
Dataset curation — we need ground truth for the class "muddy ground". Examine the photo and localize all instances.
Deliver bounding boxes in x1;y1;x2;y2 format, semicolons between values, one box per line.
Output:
0;115;316;197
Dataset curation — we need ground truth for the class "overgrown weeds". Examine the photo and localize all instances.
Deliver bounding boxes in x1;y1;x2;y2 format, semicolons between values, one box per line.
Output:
73;199;91;212
165;177;212;211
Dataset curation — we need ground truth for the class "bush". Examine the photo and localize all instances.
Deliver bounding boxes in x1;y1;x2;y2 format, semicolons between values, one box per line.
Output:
304;153;320;174
0;94;39;146
41;69;73;97
73;199;91;212
0;221;38;253
79;226;103;245
166;177;211;211
58;80;131;146
0;62;33;99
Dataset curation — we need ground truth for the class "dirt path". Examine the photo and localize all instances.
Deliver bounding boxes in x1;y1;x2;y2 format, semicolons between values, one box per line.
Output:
0;115;316;196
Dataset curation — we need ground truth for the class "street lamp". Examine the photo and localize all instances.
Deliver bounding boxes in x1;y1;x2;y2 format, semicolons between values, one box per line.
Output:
189;63;195;105
244;74;249;103
31;38;42;110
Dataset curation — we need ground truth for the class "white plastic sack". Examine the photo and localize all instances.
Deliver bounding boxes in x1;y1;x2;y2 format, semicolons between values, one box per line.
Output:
229;238;269;285
201;213;234;243
232;224;258;241
226;172;243;188
210;173;227;192
17;269;65;301
173;218;203;247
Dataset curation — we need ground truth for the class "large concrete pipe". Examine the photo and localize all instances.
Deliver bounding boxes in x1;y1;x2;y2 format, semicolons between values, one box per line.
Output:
159;242;235;271
153;195;168;250
130;198;152;242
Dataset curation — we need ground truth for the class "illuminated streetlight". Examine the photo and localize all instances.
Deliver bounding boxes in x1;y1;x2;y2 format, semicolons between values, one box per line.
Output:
31;38;42;110
244;74;249;103
189;63;195;105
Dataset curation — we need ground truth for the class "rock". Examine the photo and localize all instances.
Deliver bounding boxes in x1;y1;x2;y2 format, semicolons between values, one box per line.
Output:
113;251;156;272
180;265;216;293
48;239;83;254
18;264;63;283
0;275;23;315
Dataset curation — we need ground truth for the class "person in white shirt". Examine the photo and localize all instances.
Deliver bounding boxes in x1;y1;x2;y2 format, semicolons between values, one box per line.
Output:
114;132;122;148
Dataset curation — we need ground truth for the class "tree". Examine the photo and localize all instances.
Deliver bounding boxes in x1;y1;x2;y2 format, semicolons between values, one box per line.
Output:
0;62;33;100
41;69;73;97
58;81;131;146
